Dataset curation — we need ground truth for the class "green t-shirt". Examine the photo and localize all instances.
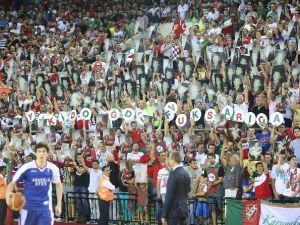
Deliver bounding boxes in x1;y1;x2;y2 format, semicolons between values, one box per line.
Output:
257;7;268;19
87;19;100;29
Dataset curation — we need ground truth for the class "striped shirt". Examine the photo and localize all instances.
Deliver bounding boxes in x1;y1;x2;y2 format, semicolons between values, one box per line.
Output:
0;38;7;50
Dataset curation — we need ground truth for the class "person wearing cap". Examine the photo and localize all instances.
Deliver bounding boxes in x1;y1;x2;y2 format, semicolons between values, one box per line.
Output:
97;164;115;225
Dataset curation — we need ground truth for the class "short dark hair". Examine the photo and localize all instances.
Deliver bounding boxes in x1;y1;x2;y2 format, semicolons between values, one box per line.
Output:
287;155;296;162
0;166;6;173
35;142;50;153
170;151;182;163
93;160;99;164
102;165;110;172
280;150;286;155
76;153;83;158
189;158;197;164
256;162;263;167
207;153;215;158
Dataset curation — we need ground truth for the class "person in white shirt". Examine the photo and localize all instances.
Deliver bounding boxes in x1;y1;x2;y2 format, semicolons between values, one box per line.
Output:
98;165;116;225
233;93;249;116
88;161;102;221
97;143;111;168
207;20;222;36
195;143;206;170
191;32;201;53
57;18;69;32
270;151;289;201
157;160;171;203
126;142;144;163
281;155;300;203
177;0;189;21
161;3;171;22
160;35;173;59
206;8;219;22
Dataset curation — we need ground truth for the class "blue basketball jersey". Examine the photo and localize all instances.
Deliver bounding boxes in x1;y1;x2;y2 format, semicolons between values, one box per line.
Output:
13;161;60;211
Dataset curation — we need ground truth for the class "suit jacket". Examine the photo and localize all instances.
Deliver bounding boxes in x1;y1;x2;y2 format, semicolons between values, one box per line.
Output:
162;165;190;220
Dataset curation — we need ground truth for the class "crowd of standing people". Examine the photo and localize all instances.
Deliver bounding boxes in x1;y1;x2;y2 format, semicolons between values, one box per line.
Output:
1;0;300;224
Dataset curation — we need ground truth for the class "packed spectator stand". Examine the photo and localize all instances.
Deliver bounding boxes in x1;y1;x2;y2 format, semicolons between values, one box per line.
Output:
1;0;300;224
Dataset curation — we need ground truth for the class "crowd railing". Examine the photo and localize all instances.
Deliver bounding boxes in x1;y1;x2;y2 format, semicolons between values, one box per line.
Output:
52;192;226;224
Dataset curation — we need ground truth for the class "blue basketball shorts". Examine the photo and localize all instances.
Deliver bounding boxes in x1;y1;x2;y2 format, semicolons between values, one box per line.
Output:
19;208;53;225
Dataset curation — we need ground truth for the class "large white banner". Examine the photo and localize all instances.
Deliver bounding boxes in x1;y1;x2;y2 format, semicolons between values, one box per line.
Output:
259;202;300;225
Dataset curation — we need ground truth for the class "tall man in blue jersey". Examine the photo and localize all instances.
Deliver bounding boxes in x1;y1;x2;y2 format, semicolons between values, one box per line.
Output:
6;142;63;225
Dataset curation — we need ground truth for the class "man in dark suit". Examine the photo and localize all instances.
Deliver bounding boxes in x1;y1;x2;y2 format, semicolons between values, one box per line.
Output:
161;151;190;225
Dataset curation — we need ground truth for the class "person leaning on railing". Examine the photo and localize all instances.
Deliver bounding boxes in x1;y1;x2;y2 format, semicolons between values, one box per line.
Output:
97;164;116;225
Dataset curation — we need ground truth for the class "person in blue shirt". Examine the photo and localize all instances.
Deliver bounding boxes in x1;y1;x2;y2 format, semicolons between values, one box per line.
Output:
256;125;271;154
6;142;63;225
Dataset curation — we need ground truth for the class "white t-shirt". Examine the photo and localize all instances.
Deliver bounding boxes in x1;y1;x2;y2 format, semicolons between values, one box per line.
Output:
161;6;171;17
207;27;222;36
283;167;300;197
158;168;170;194
88;168;102;193
161;43;173;58
177;4;189;20
195;152;206;166
233;102;249;115
206;11;219;22
127;151;144;161
270;163;289;195
191;37;201;53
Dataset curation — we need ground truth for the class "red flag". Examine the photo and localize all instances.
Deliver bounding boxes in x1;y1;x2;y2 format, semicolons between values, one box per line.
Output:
243;200;261;225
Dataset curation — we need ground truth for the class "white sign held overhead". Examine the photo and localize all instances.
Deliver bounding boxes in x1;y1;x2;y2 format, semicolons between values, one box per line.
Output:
204;109;216;123
221;106;233;120
164;102;178;114
176;114;187;127
122;108;135;122
245;112;256;126
25;111;36;122
58;112;67;123
256;113;268;128
269;112;284;127
164;110;175;121
190;108;202;122
80;108;92;120
109;109;120;121
46;116;57;126
69;110;77;121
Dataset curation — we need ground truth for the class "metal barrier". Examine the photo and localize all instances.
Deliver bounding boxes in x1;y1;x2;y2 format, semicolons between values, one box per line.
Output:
53;192;225;224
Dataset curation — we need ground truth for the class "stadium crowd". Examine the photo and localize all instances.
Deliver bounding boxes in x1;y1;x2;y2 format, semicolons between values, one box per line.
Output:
1;0;300;224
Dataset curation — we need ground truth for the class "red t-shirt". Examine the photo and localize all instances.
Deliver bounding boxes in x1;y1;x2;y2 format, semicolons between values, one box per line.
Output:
140;154;155;178
103;134;115;146
152;162;164;187
173;20;186;38
254;172;272;200
76;120;90;130
128;129;143;143
287;128;296;141
82;147;97;168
